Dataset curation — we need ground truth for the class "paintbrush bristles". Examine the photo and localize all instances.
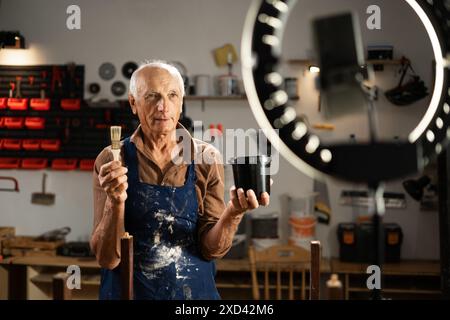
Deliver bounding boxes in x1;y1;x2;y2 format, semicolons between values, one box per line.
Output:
110;126;122;149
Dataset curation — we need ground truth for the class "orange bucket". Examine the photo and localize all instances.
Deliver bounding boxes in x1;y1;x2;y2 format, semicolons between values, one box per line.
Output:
289;216;316;238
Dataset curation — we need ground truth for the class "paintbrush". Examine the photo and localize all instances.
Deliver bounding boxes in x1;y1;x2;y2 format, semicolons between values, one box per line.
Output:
110;126;122;162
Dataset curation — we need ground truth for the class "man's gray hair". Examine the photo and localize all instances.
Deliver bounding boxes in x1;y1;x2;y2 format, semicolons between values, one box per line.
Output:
129;59;185;98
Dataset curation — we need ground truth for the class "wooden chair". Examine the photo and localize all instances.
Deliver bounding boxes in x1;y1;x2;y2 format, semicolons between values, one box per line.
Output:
248;241;321;300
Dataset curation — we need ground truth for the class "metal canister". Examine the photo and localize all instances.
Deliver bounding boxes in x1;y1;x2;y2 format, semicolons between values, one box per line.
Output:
218;75;239;96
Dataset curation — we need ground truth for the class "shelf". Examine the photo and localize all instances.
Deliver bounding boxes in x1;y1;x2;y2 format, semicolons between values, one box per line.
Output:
184;95;248;111
286;59;403;66
185;95;246;100
348;287;441;294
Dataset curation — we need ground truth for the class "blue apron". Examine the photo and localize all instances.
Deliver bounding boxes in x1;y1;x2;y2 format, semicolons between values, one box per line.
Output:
99;137;220;300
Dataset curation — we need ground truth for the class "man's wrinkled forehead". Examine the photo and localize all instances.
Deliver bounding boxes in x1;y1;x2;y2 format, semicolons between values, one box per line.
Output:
136;67;180;94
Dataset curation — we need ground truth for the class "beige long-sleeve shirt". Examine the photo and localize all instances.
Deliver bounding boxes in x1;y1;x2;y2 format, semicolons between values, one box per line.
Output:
92;123;242;262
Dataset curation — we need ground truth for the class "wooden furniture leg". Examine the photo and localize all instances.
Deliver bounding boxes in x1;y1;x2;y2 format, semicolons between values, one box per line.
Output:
310;241;321;300
8;265;27;300
120;233;133;300
53;272;72;300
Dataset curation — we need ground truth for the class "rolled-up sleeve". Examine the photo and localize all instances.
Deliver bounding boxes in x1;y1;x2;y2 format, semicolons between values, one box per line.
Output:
197;145;243;260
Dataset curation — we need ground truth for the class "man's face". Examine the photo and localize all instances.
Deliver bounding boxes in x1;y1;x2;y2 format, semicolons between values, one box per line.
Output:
129;67;182;135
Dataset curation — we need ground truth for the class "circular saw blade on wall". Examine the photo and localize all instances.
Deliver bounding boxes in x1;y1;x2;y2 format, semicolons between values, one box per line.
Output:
122;61;138;79
98;62;116;80
111;81;126;97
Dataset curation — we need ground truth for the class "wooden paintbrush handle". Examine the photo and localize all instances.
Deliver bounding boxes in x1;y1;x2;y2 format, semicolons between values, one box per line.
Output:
111;149;120;162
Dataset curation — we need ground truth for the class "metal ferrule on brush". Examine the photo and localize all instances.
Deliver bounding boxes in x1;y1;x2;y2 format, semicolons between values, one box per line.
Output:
110;126;122;162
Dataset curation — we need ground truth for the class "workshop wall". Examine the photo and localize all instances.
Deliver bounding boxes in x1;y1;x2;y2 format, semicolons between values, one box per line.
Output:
0;0;439;259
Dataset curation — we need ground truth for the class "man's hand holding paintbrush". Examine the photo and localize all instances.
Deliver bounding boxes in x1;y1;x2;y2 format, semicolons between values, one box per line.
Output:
98;126;128;205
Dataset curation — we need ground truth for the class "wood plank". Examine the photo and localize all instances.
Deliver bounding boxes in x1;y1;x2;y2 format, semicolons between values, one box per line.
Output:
331;258;440;276
9;248;57;257
348;287;441;294
3;236;64;250
0;227;15;238
0;256;99;268
216;258;331;272
0;255;333;273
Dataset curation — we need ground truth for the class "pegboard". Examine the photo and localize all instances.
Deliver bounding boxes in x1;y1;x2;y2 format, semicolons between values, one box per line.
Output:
0;64;138;170
0;64;84;99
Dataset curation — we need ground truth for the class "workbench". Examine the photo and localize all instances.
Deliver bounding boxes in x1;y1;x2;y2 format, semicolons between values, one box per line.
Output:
0;256;440;300
331;258;441;299
0;256;331;300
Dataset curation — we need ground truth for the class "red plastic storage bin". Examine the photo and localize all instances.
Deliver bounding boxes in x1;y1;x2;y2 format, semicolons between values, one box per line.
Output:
30;98;50;111
79;159;95;171
25;117;45;130
0;158;20;169
21;158;48;169
51;159;78;170
0;98;6;109
22;139;41;151
4;117;24;129
60;99;80;111
3;139;21;150
0;117;4;128
7;98;28;110
40;139;60;152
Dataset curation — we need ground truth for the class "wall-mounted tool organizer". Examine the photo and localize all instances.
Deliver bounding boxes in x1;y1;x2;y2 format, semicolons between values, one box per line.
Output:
339;190;406;209
0;65;138;170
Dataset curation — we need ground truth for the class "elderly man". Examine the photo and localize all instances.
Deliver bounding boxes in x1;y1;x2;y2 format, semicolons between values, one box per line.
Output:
90;60;271;300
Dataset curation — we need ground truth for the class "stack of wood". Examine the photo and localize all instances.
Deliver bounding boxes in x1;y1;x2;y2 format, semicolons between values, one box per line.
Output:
0;227;16;258
2;235;64;257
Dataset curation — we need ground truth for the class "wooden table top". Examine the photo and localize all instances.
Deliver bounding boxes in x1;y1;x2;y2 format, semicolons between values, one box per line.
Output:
2;256;438;275
0;255;331;273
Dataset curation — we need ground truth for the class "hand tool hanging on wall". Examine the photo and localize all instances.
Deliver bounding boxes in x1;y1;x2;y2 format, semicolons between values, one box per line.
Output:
30;72;50;111
313;179;331;225
60;63;81;110
0;77;6;109
385;57;429;106
7;77;27;110
41;70;48;95
0;176;19;192
63;119;71;143
67;63;77;98
31;173;55;205
51;66;62;95
8;81;14;98
15;76;22;98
